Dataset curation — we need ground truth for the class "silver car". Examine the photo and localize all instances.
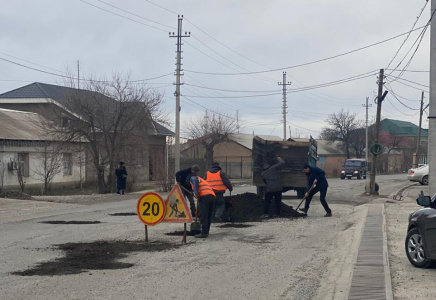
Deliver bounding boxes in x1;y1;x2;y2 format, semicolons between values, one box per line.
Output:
407;165;429;185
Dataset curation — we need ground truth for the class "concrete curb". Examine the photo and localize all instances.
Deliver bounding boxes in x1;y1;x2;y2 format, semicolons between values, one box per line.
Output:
382;204;394;300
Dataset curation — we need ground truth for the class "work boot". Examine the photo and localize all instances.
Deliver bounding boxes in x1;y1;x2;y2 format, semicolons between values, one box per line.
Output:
260;214;269;219
299;208;308;215
195;233;208;238
324;212;332;217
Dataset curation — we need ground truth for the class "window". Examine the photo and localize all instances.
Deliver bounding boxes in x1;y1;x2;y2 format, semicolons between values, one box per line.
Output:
61;115;70;128
17;153;29;177
63;153;72;176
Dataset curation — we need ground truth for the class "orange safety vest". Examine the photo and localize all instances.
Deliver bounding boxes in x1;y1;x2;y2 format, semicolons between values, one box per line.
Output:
206;171;227;192
191;177;216;198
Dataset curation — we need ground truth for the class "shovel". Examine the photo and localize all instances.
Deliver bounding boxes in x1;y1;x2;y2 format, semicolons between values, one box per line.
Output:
179;185;201;233
295;183;316;212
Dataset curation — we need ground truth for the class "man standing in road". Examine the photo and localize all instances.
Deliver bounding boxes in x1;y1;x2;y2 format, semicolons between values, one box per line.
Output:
301;164;332;217
261;156;285;218
190;175;216;238
204;162;233;221
175;165;199;217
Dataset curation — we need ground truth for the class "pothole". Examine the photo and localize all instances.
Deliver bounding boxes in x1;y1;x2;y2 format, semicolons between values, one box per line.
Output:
217;224;254;228
109;212;137;216
13;240;183;276
40;221;102;225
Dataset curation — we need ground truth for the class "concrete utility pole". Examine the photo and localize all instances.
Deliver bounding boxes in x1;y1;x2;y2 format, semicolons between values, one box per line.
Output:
369;69;386;195
429;0;436;195
236;110;240;134
170;15;190;172
77;60;83;190
278;72;291;141
362;97;372;163
414;91;425;168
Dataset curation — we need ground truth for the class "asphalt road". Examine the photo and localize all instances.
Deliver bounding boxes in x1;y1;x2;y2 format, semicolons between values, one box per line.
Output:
0;173;411;300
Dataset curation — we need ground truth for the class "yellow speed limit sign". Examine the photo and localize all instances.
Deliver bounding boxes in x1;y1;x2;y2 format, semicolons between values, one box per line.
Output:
137;192;166;226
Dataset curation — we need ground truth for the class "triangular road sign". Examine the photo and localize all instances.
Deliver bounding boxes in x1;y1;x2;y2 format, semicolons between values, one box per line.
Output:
163;185;193;223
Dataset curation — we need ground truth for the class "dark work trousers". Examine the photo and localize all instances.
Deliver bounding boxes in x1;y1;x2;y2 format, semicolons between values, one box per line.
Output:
213;192;225;218
304;186;331;213
199;194;215;235
182;188;196;217
264;191;283;215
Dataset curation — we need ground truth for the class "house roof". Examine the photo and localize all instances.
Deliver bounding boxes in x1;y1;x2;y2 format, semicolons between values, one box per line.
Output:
0;82;173;136
378;118;428;137
0;108;52;141
317;140;346;156
231;133;283;150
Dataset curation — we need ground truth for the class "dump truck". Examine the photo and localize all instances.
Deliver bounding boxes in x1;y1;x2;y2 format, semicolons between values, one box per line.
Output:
252;136;318;199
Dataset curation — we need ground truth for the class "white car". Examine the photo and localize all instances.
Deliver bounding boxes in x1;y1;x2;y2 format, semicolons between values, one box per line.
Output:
407;165;429;185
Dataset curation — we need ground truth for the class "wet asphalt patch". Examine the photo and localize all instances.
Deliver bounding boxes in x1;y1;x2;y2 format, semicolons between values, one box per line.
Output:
217;223;254;228
165;231;197;236
13;240;183;276
40;221;102;225
109;212;137;216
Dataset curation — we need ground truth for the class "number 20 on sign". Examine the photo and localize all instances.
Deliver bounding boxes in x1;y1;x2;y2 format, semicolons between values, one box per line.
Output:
137;192;166;226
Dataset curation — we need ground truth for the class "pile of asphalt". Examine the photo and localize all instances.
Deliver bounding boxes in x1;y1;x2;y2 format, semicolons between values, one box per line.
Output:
0;190;33;200
224;192;305;222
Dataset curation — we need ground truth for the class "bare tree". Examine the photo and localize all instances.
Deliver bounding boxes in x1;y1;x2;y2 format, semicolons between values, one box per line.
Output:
321;110;360;158
349;123;366;158
40;73;166;194
184;111;238;168
31;143;63;194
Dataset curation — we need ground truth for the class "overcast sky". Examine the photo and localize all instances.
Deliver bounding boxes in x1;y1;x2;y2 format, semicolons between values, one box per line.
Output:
0;0;431;139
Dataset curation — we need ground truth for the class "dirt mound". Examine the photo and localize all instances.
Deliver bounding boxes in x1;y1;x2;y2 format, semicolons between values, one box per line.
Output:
109;212;137;216
13;240;183;276
224;192;305;222
165;231;196;236
0;190;33;200
218;223;253;228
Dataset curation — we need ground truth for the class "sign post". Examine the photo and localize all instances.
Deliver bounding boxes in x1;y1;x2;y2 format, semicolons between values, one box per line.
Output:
163;185;193;244
137;192;166;243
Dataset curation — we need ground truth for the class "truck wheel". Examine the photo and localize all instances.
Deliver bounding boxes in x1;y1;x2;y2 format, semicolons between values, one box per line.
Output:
297;189;305;199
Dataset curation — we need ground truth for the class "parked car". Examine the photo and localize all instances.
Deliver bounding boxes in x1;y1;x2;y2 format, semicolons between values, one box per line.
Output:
407;165;429;185
340;159;367;180
405;193;436;268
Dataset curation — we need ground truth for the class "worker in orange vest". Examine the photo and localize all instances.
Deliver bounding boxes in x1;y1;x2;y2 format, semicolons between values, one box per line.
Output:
190;175;216;238
204;162;233;221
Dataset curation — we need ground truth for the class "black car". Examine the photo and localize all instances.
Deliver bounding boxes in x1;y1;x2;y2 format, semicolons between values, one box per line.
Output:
340;159;367;180
405;194;436;268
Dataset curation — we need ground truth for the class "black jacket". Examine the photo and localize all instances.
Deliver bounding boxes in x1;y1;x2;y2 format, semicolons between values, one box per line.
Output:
261;157;285;193
305;166;328;190
204;165;233;192
175;167;193;191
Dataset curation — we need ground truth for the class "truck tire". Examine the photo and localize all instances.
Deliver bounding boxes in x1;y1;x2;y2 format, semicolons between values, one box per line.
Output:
297;188;305;199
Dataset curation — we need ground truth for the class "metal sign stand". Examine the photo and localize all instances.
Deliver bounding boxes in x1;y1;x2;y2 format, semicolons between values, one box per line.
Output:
182;223;187;244
145;225;148;244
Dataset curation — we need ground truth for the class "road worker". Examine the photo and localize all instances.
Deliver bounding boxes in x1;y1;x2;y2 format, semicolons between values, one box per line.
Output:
300;164;332;217
190;175;216;238
175;165;199;217
204;162;233;221
260;157;285;218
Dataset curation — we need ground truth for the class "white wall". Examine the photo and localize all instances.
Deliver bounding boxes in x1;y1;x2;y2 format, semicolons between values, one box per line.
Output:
0;142;85;189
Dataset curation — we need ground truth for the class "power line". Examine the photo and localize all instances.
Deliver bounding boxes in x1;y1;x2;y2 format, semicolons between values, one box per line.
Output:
385;74;429;88
385;0;429;69
184;26;426;75
184;83;281;93
78;0;169;32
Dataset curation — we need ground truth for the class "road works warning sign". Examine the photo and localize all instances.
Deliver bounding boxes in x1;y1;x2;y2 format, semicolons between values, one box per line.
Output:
137;192;166;226
163;185;193;223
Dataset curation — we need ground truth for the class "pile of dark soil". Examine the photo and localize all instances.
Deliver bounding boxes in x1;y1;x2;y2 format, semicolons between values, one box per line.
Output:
40;221;102;225
224;192;305;222
109;212;137;216
165;231;196;236
0;190;33;200
13;240;183;276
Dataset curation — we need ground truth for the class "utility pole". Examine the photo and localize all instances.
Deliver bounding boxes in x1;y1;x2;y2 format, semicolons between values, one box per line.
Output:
77;60;83;190
362;97;372;163
415;91;425;168
236;110;240;134
278;72;291;141
170;15;190;172
369;69;386;195
430;0;436;195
